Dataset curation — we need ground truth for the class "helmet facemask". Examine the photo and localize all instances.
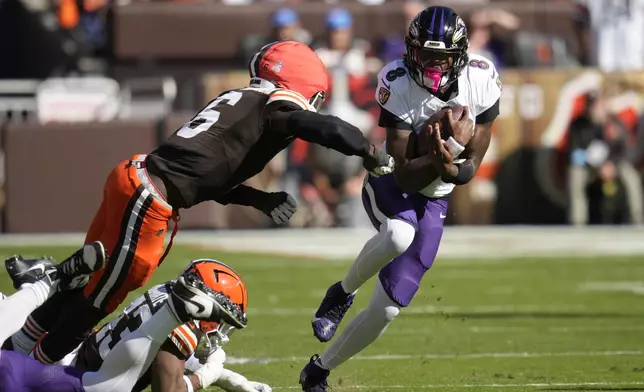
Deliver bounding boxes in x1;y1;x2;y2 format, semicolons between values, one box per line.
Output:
195;321;237;360
405;38;468;94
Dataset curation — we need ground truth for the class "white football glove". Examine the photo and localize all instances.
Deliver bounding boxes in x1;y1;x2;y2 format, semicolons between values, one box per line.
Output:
248;381;272;392
193;348;226;389
215;369;273;392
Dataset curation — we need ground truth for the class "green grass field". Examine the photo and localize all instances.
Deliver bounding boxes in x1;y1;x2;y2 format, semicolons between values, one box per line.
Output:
0;245;643;391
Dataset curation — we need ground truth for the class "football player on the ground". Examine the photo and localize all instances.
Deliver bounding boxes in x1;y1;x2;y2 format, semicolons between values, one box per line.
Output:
0;250;249;392
58;259;270;392
299;6;502;391
9;40;395;367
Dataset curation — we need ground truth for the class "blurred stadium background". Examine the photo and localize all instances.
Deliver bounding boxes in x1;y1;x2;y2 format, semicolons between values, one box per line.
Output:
2;0;644;233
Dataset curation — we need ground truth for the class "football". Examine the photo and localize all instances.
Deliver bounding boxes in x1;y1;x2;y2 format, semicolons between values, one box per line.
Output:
414;104;465;157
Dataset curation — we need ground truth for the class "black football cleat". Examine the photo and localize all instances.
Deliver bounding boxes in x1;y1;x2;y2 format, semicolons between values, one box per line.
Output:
56;241;106;290
299;355;330;392
312;281;355;342
5;255;55;290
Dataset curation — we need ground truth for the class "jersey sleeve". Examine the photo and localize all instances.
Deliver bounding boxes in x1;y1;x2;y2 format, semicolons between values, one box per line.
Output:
168;323;199;358
469;55;503;125
376;62;414;130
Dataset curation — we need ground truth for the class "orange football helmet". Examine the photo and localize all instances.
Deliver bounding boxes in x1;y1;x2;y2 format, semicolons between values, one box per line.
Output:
248;40;329;111
182;259;248;354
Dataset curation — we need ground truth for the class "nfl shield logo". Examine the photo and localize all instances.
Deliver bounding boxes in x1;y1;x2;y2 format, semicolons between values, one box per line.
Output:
378;87;390;105
272;61;284;73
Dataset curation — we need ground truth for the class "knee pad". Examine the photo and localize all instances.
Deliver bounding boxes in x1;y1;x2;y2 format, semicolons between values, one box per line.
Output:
367;281;402;323
381;219;415;257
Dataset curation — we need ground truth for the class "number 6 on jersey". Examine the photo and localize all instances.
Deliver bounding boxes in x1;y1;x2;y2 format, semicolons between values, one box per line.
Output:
178;91;243;138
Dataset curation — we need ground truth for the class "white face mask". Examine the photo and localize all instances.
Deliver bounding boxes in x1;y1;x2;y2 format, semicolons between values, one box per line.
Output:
195;323;237;360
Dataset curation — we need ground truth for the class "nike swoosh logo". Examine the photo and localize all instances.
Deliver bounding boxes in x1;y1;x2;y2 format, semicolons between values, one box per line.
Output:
24;264;46;275
381;79;391;90
440;213;447;219
183;296;206;313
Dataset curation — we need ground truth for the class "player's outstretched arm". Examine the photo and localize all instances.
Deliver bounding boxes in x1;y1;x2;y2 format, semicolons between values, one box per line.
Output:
215;185;297;225
268;110;394;176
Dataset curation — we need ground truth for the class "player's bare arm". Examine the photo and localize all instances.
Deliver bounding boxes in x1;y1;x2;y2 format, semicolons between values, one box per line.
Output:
150;342;199;392
386;127;440;193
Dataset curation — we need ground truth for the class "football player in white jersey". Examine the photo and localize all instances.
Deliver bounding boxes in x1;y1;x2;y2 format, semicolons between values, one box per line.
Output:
56;259;270;392
300;6;502;391
0;249;256;392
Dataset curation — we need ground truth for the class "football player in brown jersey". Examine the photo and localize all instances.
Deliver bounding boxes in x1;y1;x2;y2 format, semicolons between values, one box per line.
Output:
8;40;395;368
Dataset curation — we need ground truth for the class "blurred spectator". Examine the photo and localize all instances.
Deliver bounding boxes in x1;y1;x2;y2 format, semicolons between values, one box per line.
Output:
314;8;381;76
53;0;109;74
239;8;311;67
573;0;644;70
568;91;644;225
376;0;425;64
299;68;374;228
465;9;519;68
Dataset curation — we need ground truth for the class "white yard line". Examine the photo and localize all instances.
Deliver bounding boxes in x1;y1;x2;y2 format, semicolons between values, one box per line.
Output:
227;350;644;364
247;304;591;316
243;325;644;337
580;282;644;295
272;381;644;390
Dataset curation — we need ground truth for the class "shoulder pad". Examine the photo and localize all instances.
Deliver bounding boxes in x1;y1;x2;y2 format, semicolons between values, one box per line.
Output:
266;89;315;111
464;54;503;116
375;60;413;125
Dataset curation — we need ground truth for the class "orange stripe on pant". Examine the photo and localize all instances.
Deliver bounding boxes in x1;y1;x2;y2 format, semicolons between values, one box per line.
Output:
83;154;173;313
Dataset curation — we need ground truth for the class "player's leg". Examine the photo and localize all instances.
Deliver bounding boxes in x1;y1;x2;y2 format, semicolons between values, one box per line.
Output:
312;174;416;342
33;157;174;364
301;197;448;391
0;349;87;392
0;243;106;346
8;193;109;354
6;290;82;353
0;281;56;344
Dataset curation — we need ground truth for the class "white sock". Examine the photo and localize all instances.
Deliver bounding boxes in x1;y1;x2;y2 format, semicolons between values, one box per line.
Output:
0;280;56;343
82;303;182;392
319;280;401;370
341;219;415;294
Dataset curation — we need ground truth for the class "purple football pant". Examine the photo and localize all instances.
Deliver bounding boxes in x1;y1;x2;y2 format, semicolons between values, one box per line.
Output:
362;174;448;307
0;350;85;392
